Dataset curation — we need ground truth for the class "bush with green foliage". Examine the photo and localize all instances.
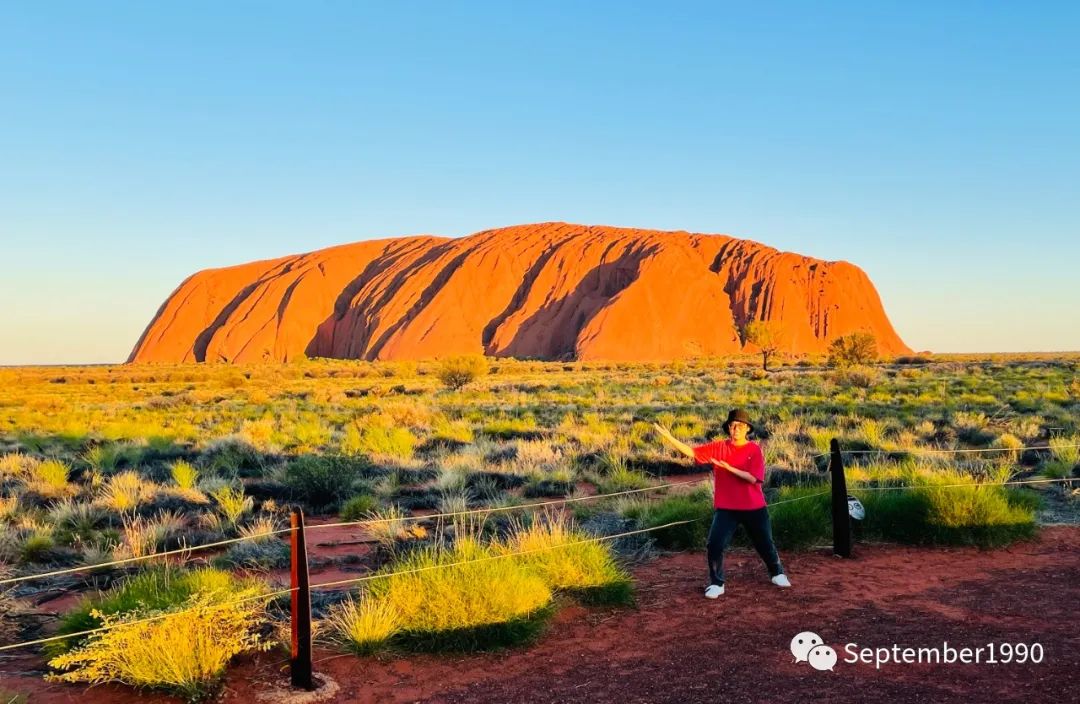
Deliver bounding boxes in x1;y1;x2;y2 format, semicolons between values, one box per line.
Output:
344;422;416;460
213;539;290;570
340;493;379;520
436;355;489;391
828;332;878;368
742;320;786;371
357;537;553;651
284;454;368;510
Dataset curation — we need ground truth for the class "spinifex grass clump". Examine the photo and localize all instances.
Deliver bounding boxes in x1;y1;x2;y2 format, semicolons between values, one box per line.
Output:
97;471;156;513
342;414;417;460
169;460;199;490
327;514;633;654
852;464;1038;548
50;567;268;656
27;459;73;498
324;596;401;655
1043;435;1080;479
359;537;554;651
47;590;271;702
211;485;253;528
497;512;633;606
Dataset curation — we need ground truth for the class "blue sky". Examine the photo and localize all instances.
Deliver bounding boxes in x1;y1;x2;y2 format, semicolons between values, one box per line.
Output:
2;1;1078;364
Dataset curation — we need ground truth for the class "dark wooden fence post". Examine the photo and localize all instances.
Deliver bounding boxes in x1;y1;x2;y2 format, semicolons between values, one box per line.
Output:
829;439;852;558
290;508;314;690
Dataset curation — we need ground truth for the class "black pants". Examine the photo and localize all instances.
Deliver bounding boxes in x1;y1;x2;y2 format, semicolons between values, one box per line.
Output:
707;507;784;586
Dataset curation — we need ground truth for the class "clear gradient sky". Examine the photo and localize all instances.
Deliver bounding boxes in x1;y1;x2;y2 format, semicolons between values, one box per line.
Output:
2;2;1078;365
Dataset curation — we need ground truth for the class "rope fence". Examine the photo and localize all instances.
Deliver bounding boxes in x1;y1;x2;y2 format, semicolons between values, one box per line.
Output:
0;478;711;588
2;436;1076;678
849;476;1080;492
4;442;1076;588
0;528;294;587
0;586;295;653
0;489;835;655
811;442;1080;460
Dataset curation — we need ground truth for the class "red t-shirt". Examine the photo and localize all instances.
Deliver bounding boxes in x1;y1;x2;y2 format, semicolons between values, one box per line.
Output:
692;439;767;510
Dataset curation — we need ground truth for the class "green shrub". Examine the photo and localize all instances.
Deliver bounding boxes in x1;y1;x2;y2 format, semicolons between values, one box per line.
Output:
916;482;1036;546
1002;487;1042;513
596;469;652;494
429;414;475;444
16;529;56;563
200;437;268;476
1049;435;1079;466
857;489;932;544
29;459;72;498
1040;460;1073;480
340;494;379;521
284;455;368;510
828;332;878;368
97;471;156;513
211;486;253;527
436;355;489;391
482;415;540;440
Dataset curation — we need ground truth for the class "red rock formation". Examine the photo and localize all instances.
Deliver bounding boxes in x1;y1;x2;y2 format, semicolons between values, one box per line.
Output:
128;223;911;363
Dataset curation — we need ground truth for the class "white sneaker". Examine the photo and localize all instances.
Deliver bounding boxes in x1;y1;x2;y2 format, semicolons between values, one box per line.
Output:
771;574;792;588
705;584;725;599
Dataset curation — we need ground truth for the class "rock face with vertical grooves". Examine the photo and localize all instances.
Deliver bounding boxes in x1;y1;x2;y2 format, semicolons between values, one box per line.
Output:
128;222;911;363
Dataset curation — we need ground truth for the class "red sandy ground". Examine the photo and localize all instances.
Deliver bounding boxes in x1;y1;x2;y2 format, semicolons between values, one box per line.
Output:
5;526;1078;703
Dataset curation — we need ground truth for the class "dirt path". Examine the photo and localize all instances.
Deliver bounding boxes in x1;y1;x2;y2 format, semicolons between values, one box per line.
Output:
7;526;1078;703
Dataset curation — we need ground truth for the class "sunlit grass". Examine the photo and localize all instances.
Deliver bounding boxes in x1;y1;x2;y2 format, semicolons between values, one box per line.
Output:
47;589;271;701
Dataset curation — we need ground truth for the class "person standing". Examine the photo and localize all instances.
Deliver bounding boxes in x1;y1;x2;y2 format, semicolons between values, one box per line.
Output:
654;408;791;597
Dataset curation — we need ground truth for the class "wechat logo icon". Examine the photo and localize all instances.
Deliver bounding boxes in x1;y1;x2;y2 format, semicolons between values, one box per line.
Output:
790;631;838;672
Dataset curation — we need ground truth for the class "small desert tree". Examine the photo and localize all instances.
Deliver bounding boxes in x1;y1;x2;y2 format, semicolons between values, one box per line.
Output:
743;320;785;371
436;355;490;391
828;332;878;368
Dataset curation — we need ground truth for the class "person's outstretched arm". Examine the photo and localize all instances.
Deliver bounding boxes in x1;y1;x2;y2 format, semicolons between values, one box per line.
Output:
652;423;696;459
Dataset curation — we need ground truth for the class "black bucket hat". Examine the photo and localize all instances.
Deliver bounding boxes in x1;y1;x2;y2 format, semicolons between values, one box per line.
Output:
723;408;755;436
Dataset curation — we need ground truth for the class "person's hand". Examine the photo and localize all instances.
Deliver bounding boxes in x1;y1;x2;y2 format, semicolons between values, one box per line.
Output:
711;458;759;483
